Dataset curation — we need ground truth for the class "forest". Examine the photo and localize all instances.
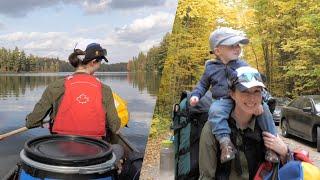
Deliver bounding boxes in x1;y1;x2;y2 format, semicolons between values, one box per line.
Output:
127;33;170;73
149;0;320;136
0;47;128;72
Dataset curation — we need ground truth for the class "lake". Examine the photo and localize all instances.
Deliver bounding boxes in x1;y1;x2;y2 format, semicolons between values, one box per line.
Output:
0;72;160;178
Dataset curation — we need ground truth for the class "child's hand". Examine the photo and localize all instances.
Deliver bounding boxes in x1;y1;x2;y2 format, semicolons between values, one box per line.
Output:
190;96;199;106
254;104;264;115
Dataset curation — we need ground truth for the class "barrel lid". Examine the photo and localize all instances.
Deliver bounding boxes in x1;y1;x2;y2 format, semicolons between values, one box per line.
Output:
23;135;112;166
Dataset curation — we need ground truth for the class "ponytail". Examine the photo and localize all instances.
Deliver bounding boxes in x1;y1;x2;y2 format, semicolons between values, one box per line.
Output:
68;49;85;68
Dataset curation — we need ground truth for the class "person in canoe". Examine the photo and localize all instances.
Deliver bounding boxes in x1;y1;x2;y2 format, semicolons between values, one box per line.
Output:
25;43;124;166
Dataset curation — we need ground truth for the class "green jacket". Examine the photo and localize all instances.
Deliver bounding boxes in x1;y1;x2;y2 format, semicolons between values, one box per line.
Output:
26;73;120;134
199;115;265;180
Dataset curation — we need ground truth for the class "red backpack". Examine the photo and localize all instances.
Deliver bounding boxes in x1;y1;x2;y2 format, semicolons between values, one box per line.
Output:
52;74;106;138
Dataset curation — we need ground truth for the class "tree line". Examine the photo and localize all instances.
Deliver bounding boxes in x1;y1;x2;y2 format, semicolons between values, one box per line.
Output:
127;33;170;73
0;47;128;72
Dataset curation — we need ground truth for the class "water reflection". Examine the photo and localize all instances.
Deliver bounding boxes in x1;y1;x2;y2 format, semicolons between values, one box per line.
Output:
127;72;161;97
0;72;160;177
0;72;160;99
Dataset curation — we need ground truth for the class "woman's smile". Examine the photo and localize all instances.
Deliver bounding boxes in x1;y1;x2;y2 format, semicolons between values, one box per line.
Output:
244;102;257;108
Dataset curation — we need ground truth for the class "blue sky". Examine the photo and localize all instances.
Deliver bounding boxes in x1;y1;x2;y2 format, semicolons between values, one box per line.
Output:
0;0;178;63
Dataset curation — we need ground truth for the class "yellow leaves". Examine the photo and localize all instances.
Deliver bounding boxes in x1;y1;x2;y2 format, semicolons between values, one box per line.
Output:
176;0;243;27
157;0;320;115
176;0;219;19
274;1;296;12
149;110;172;137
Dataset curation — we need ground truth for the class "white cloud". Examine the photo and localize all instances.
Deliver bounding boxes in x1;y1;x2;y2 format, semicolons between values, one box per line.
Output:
104;43;138;62
0;32;94;58
76;25;113;36
0;32;66;42
0;31;122;61
0;11;174;62
0;22;5;30
114;12;174;43
138;38;162;52
164;0;178;9
81;0;111;14
24;40;54;50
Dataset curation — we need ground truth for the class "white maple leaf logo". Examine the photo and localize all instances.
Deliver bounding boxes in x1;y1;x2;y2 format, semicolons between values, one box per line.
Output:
76;94;89;104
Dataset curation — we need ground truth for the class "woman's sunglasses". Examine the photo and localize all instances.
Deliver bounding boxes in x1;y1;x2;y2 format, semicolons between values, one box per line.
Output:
237;72;263;83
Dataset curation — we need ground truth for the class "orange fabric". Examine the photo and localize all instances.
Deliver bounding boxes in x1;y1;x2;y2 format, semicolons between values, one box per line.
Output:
53;74;106;138
293;150;313;164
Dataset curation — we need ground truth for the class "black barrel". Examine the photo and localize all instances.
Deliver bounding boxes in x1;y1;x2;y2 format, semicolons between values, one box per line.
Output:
18;135;117;180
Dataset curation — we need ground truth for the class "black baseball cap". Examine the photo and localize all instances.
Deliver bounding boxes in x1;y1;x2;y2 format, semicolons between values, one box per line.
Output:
83;43;108;63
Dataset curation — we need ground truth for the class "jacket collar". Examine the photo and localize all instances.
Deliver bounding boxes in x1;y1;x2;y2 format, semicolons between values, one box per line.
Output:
214;58;239;65
230;112;256;131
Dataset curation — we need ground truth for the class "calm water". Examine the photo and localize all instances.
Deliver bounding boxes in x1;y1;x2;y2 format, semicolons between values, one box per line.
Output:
0;72;160;177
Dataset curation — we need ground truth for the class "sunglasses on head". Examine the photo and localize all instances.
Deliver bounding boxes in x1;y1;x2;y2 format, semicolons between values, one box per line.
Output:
237;72;263;83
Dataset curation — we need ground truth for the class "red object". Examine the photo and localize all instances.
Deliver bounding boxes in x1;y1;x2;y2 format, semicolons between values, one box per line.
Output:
254;161;273;180
52;74;106;138
254;149;313;180
293;149;313;164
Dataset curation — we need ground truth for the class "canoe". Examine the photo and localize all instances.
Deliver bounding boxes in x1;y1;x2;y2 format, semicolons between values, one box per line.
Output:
2;132;142;180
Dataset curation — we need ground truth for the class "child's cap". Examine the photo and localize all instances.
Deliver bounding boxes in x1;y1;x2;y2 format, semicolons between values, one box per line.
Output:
209;27;249;53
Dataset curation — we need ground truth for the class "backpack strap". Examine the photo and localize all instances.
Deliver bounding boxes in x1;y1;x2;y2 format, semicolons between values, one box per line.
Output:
171;107;189;130
229;122;243;176
171;92;191;130
216;154;232;180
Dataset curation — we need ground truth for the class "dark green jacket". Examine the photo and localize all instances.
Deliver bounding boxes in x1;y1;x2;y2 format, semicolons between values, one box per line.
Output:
199;115;265;180
217;116;265;180
26;73;120;134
